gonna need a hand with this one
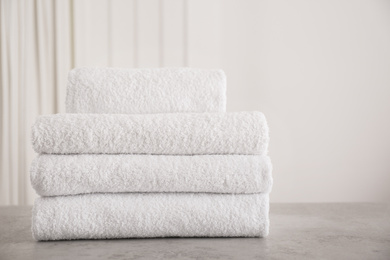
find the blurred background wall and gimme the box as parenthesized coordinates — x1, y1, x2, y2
(1, 0, 390, 205)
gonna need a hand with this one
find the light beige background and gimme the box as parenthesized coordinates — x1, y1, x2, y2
(1, 0, 390, 205)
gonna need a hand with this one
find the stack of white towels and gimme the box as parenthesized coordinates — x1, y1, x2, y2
(30, 68, 273, 241)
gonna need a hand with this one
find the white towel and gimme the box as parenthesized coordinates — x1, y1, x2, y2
(32, 112, 269, 155)
(31, 154, 273, 196)
(32, 193, 269, 240)
(66, 67, 226, 114)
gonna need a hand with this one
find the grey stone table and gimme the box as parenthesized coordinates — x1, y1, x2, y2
(1, 204, 389, 260)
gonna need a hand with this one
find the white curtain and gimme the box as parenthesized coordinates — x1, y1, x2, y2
(0, 0, 193, 206)
(1, 0, 72, 205)
(1, 0, 262, 205)
(0, 0, 198, 206)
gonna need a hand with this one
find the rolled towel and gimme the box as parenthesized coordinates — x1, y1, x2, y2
(31, 154, 273, 196)
(32, 193, 269, 240)
(66, 67, 226, 114)
(32, 112, 269, 155)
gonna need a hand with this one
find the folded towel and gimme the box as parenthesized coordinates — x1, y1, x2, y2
(32, 112, 269, 155)
(32, 193, 269, 240)
(66, 67, 226, 114)
(31, 154, 273, 196)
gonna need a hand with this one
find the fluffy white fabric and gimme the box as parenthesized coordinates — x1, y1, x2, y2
(32, 193, 269, 240)
(66, 67, 226, 114)
(31, 154, 273, 196)
(31, 112, 269, 155)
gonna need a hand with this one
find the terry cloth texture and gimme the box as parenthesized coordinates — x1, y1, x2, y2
(30, 154, 273, 196)
(66, 67, 227, 114)
(31, 112, 269, 155)
(32, 193, 270, 240)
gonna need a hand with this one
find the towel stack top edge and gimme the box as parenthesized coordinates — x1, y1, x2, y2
(31, 111, 269, 155)
(66, 67, 227, 114)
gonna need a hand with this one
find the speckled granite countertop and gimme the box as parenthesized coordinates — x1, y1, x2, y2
(1, 203, 389, 260)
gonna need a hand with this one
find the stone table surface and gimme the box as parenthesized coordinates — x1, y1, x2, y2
(1, 203, 389, 260)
